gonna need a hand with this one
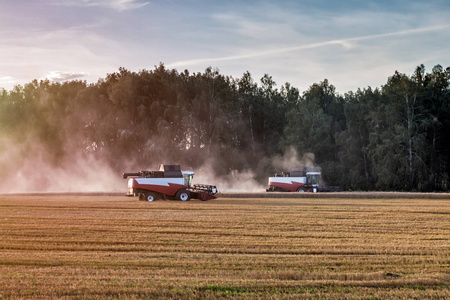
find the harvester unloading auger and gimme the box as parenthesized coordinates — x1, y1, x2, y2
(123, 164, 217, 201)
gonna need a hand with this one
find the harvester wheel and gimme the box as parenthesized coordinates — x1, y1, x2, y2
(176, 189, 190, 201)
(145, 192, 157, 202)
(297, 188, 305, 193)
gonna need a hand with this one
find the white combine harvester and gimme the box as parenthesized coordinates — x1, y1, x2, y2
(123, 164, 217, 201)
(267, 170, 321, 193)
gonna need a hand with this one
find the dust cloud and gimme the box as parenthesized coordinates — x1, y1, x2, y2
(0, 135, 317, 194)
(189, 147, 319, 193)
(0, 136, 123, 193)
(0, 155, 123, 193)
(192, 161, 266, 193)
(271, 146, 318, 172)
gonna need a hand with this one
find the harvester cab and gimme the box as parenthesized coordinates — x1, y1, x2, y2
(306, 172, 321, 190)
(306, 172, 320, 193)
(182, 171, 194, 188)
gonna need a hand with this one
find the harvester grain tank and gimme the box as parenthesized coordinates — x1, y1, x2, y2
(123, 164, 217, 201)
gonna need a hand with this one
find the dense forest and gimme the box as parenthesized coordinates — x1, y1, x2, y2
(0, 64, 449, 192)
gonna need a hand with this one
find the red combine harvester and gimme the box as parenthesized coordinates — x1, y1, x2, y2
(267, 170, 321, 193)
(123, 164, 217, 201)
(267, 169, 341, 193)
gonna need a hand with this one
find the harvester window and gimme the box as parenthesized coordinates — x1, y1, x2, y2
(184, 174, 193, 187)
(307, 175, 320, 185)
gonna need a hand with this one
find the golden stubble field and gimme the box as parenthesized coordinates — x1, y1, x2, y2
(0, 194, 449, 299)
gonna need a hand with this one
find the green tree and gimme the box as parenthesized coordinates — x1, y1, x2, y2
(367, 71, 428, 190)
(337, 87, 380, 190)
(283, 79, 344, 185)
(420, 64, 450, 190)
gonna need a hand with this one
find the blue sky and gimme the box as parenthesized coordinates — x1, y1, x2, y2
(1, 0, 449, 93)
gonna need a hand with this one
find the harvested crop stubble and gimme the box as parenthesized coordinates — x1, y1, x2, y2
(0, 194, 449, 299)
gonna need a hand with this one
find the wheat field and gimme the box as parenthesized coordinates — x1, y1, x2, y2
(0, 194, 448, 299)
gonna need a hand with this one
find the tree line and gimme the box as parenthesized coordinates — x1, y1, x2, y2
(0, 64, 449, 191)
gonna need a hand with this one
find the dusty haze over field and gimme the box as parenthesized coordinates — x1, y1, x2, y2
(0, 131, 316, 193)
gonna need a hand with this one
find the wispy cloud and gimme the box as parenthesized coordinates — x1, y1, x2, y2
(0, 76, 16, 89)
(45, 71, 88, 82)
(0, 21, 117, 90)
(48, 0, 150, 11)
(167, 24, 450, 68)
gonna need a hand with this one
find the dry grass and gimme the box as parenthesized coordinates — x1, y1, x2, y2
(0, 194, 449, 299)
